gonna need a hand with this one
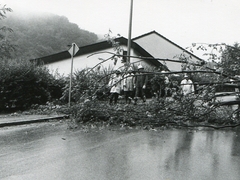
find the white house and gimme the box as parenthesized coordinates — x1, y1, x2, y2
(32, 31, 203, 76)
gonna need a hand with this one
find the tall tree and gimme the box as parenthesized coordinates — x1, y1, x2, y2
(0, 4, 15, 60)
(221, 43, 240, 77)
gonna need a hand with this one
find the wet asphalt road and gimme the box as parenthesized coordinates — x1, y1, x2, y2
(1, 121, 240, 180)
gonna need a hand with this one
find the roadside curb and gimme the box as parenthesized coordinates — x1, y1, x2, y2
(0, 115, 70, 128)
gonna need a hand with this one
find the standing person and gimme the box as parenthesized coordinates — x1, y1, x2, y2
(123, 67, 134, 104)
(150, 69, 165, 100)
(134, 64, 148, 104)
(160, 70, 169, 98)
(180, 74, 194, 95)
(108, 69, 122, 105)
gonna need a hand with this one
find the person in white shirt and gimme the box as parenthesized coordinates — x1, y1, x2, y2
(108, 70, 122, 104)
(180, 74, 194, 95)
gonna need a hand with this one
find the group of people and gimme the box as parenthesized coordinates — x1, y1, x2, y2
(107, 64, 195, 105)
(108, 64, 148, 105)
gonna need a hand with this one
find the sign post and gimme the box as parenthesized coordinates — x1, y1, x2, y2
(68, 43, 79, 107)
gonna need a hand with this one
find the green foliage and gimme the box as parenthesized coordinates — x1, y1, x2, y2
(0, 60, 65, 111)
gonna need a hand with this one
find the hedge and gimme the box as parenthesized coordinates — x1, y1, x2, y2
(0, 60, 65, 111)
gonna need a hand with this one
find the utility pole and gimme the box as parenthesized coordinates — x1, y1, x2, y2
(127, 0, 133, 64)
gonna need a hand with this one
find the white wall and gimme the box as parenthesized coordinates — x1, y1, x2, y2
(134, 33, 201, 71)
(46, 45, 156, 76)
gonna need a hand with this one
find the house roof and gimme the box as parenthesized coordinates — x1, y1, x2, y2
(31, 36, 161, 67)
(133, 30, 204, 62)
(31, 31, 204, 71)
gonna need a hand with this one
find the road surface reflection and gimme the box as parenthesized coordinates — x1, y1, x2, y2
(0, 123, 240, 180)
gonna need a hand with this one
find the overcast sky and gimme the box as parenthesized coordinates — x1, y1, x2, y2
(3, 0, 240, 48)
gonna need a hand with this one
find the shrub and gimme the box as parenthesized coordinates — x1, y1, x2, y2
(60, 67, 111, 103)
(0, 60, 65, 111)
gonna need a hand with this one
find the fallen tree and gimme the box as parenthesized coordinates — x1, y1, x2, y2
(64, 35, 240, 130)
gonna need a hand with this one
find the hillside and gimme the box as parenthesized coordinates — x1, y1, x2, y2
(1, 12, 99, 60)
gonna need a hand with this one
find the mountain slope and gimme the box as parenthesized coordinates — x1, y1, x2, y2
(2, 12, 98, 60)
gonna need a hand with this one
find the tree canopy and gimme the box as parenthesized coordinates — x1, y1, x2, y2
(221, 43, 240, 77)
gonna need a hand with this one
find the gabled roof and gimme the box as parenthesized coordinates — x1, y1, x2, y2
(133, 30, 204, 62)
(31, 36, 161, 67)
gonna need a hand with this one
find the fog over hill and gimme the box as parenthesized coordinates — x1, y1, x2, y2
(1, 11, 99, 60)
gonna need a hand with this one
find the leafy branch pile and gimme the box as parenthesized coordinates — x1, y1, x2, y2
(68, 94, 240, 130)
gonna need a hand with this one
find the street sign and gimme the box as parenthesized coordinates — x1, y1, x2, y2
(68, 42, 79, 107)
(68, 43, 79, 56)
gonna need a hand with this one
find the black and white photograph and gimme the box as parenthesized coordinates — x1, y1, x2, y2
(1, 0, 240, 179)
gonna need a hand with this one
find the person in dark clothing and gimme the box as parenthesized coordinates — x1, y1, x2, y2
(134, 64, 148, 104)
(123, 67, 135, 104)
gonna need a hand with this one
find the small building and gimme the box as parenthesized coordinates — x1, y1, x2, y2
(31, 31, 203, 76)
